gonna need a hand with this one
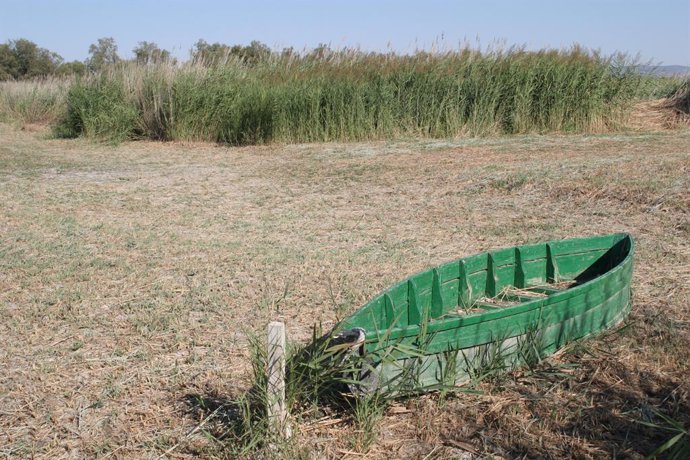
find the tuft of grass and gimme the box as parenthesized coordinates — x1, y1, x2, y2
(516, 322, 547, 371)
(637, 408, 690, 460)
(460, 334, 510, 387)
(284, 324, 361, 409)
(222, 315, 577, 457)
(348, 392, 387, 452)
(211, 325, 384, 456)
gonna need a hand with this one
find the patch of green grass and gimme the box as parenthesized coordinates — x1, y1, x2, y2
(348, 392, 387, 452)
(490, 172, 532, 191)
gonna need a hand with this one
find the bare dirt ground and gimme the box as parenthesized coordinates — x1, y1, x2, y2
(1, 124, 688, 459)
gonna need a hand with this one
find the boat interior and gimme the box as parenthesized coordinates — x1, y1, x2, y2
(348, 234, 633, 332)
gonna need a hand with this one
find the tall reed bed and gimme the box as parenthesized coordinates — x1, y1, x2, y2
(665, 79, 690, 115)
(51, 47, 642, 143)
(0, 77, 71, 125)
(637, 75, 690, 100)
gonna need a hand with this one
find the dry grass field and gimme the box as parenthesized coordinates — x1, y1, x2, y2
(1, 123, 688, 458)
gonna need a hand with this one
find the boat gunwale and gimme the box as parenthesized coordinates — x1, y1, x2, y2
(360, 233, 634, 341)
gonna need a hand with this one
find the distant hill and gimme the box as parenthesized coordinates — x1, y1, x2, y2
(635, 65, 690, 77)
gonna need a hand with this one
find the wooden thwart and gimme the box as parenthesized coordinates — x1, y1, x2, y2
(530, 286, 562, 295)
(475, 301, 503, 310)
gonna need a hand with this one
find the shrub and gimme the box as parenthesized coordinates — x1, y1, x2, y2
(55, 75, 137, 142)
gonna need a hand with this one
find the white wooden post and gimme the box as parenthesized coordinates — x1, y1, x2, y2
(267, 321, 289, 438)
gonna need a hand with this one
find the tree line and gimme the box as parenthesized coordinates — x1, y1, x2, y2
(0, 37, 297, 80)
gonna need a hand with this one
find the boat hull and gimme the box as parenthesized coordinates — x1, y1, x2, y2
(339, 233, 634, 393)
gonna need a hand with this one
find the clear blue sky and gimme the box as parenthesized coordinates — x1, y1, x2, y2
(1, 0, 688, 65)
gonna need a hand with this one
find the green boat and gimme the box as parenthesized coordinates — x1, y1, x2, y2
(335, 233, 634, 393)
